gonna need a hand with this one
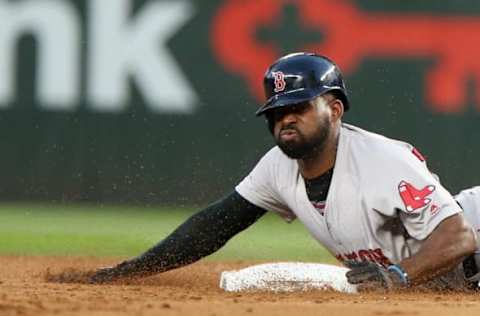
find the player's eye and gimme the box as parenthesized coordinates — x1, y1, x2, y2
(292, 102, 310, 113)
(269, 102, 311, 122)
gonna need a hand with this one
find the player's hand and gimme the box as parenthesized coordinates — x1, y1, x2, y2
(89, 266, 121, 283)
(345, 261, 408, 292)
(88, 260, 139, 283)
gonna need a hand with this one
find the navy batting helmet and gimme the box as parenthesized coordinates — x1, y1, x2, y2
(256, 52, 349, 116)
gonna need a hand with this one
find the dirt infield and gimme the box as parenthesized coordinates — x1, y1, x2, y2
(1, 256, 479, 316)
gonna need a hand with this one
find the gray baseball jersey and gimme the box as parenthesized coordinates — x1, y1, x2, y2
(236, 123, 472, 289)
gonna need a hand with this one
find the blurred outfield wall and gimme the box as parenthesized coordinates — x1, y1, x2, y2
(0, 0, 479, 205)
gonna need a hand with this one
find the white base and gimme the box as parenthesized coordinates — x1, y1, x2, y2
(219, 262, 357, 293)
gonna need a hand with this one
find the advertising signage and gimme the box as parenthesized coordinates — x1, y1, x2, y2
(1, 0, 478, 204)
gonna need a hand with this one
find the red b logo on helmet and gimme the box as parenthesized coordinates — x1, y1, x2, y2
(273, 71, 286, 93)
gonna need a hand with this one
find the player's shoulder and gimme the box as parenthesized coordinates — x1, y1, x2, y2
(340, 123, 429, 182)
(340, 124, 432, 206)
(251, 146, 298, 185)
(258, 146, 298, 173)
(342, 123, 417, 161)
(261, 146, 296, 167)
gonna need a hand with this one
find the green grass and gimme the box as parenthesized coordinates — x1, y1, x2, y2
(0, 203, 335, 262)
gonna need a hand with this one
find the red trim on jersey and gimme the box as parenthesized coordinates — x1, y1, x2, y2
(412, 147, 426, 162)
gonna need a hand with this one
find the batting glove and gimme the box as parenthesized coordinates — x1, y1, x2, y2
(345, 261, 409, 292)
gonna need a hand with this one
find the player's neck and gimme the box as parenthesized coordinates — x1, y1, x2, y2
(298, 127, 339, 180)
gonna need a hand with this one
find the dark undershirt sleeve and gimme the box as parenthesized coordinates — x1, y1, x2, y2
(90, 190, 267, 282)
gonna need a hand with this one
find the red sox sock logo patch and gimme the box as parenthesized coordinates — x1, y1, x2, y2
(398, 181, 436, 212)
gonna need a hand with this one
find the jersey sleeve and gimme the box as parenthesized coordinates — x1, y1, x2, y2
(368, 143, 462, 241)
(235, 148, 296, 222)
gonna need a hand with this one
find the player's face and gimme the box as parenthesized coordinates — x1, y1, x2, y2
(270, 96, 335, 159)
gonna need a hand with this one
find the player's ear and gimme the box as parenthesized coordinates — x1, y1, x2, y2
(330, 98, 344, 122)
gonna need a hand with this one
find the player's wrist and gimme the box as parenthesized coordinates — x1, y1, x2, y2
(387, 264, 409, 287)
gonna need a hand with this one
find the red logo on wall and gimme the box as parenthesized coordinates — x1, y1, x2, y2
(398, 181, 436, 212)
(212, 0, 480, 113)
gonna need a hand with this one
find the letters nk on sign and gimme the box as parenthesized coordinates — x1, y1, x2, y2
(0, 0, 197, 113)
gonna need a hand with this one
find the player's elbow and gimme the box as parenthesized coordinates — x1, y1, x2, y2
(460, 225, 477, 257)
(431, 213, 477, 262)
(448, 214, 477, 258)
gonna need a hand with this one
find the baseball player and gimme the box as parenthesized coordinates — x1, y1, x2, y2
(90, 53, 480, 291)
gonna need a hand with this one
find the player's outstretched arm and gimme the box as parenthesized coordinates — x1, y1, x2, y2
(89, 191, 266, 283)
